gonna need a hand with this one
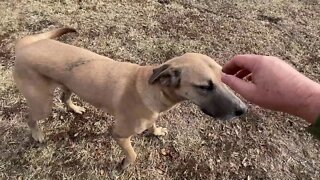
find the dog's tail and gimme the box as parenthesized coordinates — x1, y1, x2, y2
(16, 27, 77, 50)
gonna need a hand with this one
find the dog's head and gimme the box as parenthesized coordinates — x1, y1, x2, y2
(149, 53, 247, 120)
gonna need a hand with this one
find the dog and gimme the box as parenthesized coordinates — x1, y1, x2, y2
(13, 27, 247, 169)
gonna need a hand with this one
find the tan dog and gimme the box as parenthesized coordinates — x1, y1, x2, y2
(13, 28, 247, 169)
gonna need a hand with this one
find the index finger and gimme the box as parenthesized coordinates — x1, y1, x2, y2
(222, 54, 260, 75)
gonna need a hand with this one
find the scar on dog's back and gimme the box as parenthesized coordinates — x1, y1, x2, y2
(65, 58, 93, 71)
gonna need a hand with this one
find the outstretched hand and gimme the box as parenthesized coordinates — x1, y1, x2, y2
(222, 54, 320, 123)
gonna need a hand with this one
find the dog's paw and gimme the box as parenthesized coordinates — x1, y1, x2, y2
(119, 158, 131, 170)
(70, 105, 86, 114)
(32, 130, 45, 143)
(153, 127, 168, 136)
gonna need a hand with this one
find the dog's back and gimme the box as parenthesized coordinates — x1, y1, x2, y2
(15, 27, 76, 50)
(13, 27, 141, 118)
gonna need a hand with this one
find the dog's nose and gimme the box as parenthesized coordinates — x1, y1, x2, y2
(234, 106, 247, 116)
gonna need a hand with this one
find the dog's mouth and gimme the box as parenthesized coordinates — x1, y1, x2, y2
(201, 108, 217, 117)
(200, 108, 236, 120)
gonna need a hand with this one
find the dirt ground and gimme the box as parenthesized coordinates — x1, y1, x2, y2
(1, 0, 320, 179)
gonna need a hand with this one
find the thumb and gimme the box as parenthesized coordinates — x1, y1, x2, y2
(221, 73, 256, 99)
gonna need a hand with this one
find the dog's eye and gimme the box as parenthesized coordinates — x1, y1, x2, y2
(195, 80, 215, 91)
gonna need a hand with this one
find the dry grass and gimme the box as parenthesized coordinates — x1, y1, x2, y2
(1, 0, 320, 179)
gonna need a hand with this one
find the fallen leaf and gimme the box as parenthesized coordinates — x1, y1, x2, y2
(156, 168, 163, 174)
(160, 148, 167, 155)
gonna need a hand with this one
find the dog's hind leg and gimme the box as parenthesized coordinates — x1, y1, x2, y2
(60, 87, 85, 114)
(27, 97, 52, 142)
(14, 72, 55, 142)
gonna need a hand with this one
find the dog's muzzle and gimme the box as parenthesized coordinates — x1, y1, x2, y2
(201, 105, 247, 120)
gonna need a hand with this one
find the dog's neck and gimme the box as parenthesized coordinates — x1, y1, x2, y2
(136, 66, 184, 113)
(160, 88, 184, 108)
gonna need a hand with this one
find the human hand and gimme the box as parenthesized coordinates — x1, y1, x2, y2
(222, 54, 320, 123)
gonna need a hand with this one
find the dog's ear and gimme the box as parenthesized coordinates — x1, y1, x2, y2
(148, 64, 181, 87)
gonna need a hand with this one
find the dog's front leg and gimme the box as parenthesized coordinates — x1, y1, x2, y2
(148, 123, 168, 136)
(113, 136, 137, 170)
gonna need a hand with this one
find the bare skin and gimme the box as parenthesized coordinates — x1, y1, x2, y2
(222, 54, 320, 123)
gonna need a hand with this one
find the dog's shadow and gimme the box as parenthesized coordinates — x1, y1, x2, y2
(1, 106, 166, 177)
(0, 125, 49, 176)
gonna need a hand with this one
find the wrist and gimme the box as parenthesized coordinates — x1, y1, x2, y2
(300, 82, 320, 123)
